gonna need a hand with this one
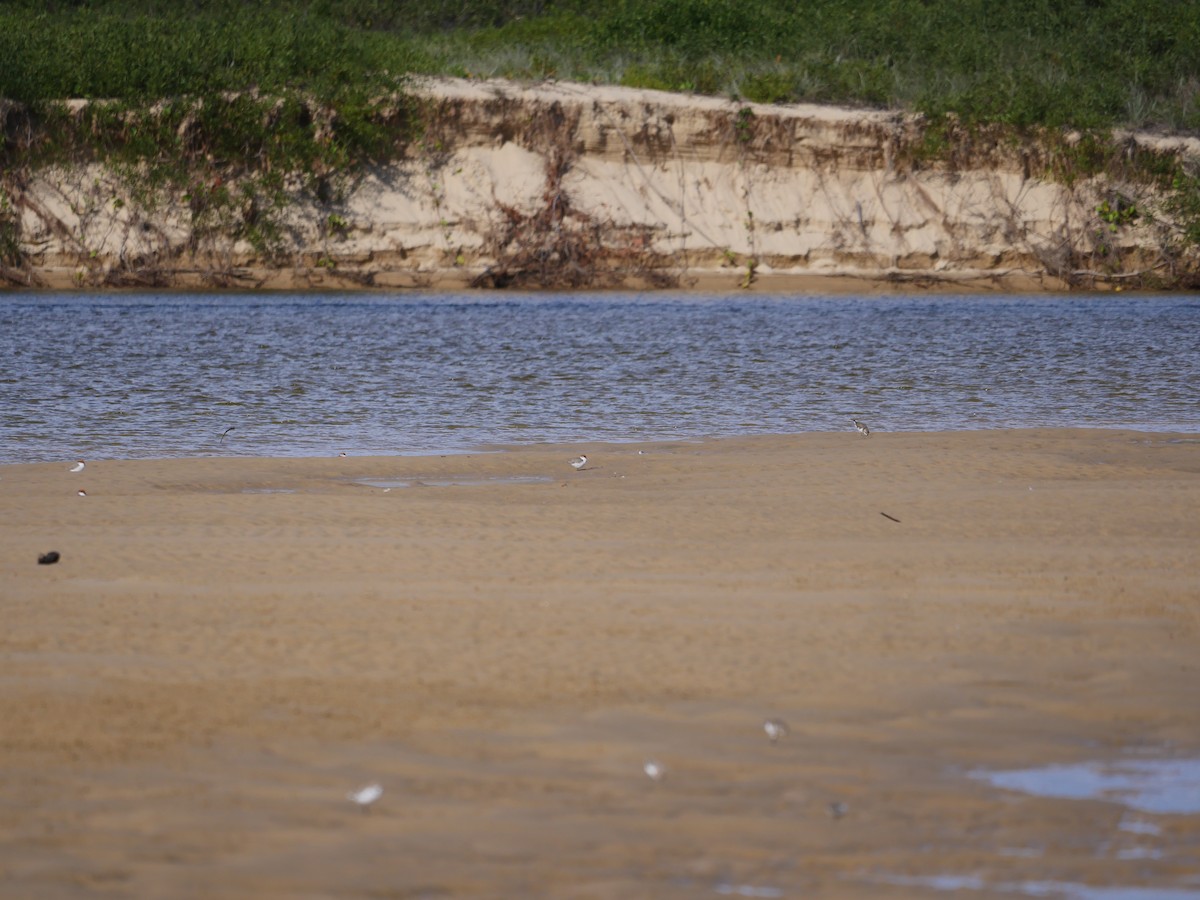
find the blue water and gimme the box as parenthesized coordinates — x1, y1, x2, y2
(973, 757, 1200, 815)
(878, 875, 1200, 900)
(1, 292, 1197, 462)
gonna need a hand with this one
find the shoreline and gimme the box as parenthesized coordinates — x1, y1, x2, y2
(3, 428, 1198, 897)
(4, 425, 1198, 468)
(4, 264, 1078, 295)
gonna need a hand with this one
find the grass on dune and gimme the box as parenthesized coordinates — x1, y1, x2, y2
(1, 0, 1198, 132)
(1, 0, 1198, 279)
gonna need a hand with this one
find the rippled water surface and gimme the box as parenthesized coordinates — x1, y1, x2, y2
(1, 292, 1197, 462)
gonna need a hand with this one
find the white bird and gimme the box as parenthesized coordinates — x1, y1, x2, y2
(569, 455, 588, 470)
(77, 490, 87, 498)
(763, 718, 790, 743)
(643, 760, 665, 783)
(347, 782, 383, 811)
(69, 460, 85, 473)
(850, 418, 870, 437)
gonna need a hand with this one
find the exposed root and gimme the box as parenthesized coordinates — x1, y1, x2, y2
(470, 99, 679, 290)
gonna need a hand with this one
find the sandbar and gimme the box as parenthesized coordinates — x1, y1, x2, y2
(1, 429, 1198, 897)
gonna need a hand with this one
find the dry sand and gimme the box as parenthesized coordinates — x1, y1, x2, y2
(1, 429, 1198, 897)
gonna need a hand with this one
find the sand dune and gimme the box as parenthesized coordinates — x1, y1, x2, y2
(13, 78, 1200, 292)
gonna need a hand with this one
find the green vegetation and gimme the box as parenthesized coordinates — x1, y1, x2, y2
(0, 0, 1198, 285)
(0, 3, 426, 274)
(0, 186, 21, 267)
(1097, 196, 1140, 231)
(2, 0, 1198, 131)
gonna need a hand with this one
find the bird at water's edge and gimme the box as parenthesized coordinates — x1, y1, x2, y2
(569, 454, 588, 470)
(851, 418, 870, 437)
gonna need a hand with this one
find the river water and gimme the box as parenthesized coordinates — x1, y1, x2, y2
(1, 292, 1197, 462)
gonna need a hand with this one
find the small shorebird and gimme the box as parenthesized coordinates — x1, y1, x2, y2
(569, 454, 588, 471)
(763, 718, 790, 743)
(338, 451, 347, 458)
(69, 460, 85, 473)
(643, 760, 665, 783)
(347, 783, 383, 812)
(850, 418, 870, 437)
(77, 489, 87, 498)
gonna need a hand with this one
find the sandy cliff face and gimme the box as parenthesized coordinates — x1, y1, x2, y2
(6, 78, 1199, 292)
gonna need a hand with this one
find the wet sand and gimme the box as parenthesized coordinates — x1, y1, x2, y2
(16, 266, 1063, 295)
(1, 429, 1198, 898)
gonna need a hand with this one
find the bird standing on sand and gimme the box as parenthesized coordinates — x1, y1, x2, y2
(851, 418, 870, 437)
(643, 760, 665, 782)
(69, 460, 85, 473)
(569, 454, 588, 470)
(348, 783, 383, 812)
(763, 718, 790, 743)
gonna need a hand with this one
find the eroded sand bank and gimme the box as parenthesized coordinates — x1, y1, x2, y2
(1, 430, 1198, 897)
(12, 78, 1200, 293)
